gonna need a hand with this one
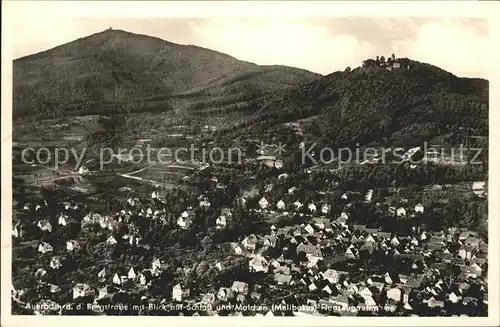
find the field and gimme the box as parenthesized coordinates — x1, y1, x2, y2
(13, 115, 107, 146)
(126, 161, 201, 184)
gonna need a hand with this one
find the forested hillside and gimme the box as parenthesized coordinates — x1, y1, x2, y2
(13, 29, 319, 120)
(217, 59, 488, 151)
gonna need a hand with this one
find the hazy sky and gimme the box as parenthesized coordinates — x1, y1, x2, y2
(11, 17, 488, 78)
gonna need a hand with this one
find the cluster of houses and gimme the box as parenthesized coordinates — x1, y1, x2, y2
(238, 183, 425, 221)
(14, 181, 487, 317)
(11, 139, 488, 316)
(21, 213, 488, 316)
(270, 223, 479, 315)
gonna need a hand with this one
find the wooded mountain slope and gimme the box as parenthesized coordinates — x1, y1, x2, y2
(13, 29, 320, 119)
(13, 29, 488, 154)
(221, 59, 488, 149)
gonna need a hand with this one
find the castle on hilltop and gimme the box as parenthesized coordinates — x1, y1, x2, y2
(361, 54, 410, 71)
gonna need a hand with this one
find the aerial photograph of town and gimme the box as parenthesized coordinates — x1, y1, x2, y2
(5, 4, 493, 321)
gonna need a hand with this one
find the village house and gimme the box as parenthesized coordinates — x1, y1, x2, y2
(460, 264, 482, 278)
(97, 268, 107, 279)
(138, 271, 152, 286)
(249, 256, 269, 272)
(243, 187, 259, 199)
(251, 292, 262, 303)
(297, 243, 323, 259)
(257, 155, 277, 168)
(125, 234, 142, 247)
(238, 196, 247, 207)
(321, 204, 331, 214)
(472, 181, 486, 197)
(312, 218, 330, 230)
(112, 273, 122, 285)
(448, 292, 460, 303)
(414, 203, 424, 214)
(66, 240, 80, 252)
(387, 287, 402, 303)
(221, 208, 232, 218)
(217, 287, 234, 302)
(274, 274, 293, 285)
(49, 256, 62, 270)
(216, 215, 227, 229)
(200, 292, 216, 306)
(58, 213, 69, 226)
(172, 283, 190, 302)
(276, 200, 286, 211)
(242, 234, 258, 252)
(231, 243, 243, 255)
(345, 246, 357, 259)
(100, 216, 115, 230)
(231, 281, 249, 294)
(106, 236, 118, 245)
(322, 269, 341, 283)
(73, 283, 94, 299)
(151, 258, 162, 273)
(38, 242, 53, 254)
(177, 211, 193, 229)
(128, 267, 137, 280)
(12, 223, 23, 239)
(127, 197, 137, 207)
(458, 245, 474, 260)
(304, 224, 315, 234)
(358, 286, 373, 299)
(199, 199, 211, 208)
(365, 189, 373, 203)
(49, 284, 61, 293)
(82, 212, 97, 225)
(259, 197, 269, 209)
(278, 173, 288, 180)
(97, 286, 110, 300)
(35, 268, 47, 279)
(263, 234, 277, 247)
(458, 230, 471, 241)
(37, 220, 52, 232)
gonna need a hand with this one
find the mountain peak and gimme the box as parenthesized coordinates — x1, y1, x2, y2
(13, 30, 320, 120)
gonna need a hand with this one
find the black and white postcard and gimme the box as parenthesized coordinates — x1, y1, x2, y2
(2, 1, 499, 326)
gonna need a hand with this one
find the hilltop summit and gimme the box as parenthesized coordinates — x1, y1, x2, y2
(13, 29, 320, 119)
(220, 55, 488, 150)
(13, 29, 488, 153)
